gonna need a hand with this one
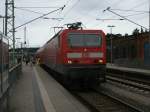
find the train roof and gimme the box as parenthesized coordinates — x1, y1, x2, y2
(36, 28, 105, 54)
(46, 29, 104, 43)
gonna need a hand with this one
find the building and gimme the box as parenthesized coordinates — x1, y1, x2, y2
(107, 32, 150, 68)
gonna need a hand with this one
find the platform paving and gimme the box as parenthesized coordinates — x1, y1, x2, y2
(9, 64, 35, 112)
(35, 66, 90, 112)
(9, 64, 90, 112)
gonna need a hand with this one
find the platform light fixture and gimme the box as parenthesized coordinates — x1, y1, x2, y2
(107, 25, 115, 65)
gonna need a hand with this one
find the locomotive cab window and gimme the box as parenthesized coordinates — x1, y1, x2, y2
(68, 33, 102, 47)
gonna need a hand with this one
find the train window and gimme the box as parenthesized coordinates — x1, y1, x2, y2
(68, 33, 102, 47)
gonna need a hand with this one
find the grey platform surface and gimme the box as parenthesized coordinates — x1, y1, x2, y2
(107, 64, 150, 75)
(9, 65, 35, 112)
(9, 64, 90, 112)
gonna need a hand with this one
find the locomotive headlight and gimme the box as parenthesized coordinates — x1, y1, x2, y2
(68, 60, 72, 64)
(98, 59, 103, 63)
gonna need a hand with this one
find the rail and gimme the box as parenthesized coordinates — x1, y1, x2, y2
(103, 65, 150, 112)
(106, 66, 150, 85)
(73, 90, 139, 112)
(106, 76, 150, 91)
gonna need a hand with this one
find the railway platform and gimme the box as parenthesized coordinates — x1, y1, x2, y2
(9, 64, 90, 112)
(107, 63, 150, 75)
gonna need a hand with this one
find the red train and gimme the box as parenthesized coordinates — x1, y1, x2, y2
(36, 24, 106, 87)
(0, 34, 9, 98)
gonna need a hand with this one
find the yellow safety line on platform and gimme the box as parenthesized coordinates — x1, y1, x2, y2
(33, 67, 56, 112)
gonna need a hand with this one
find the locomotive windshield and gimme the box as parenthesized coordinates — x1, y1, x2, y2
(68, 33, 102, 47)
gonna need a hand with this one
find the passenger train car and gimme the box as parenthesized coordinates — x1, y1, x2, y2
(36, 23, 106, 87)
(0, 33, 9, 100)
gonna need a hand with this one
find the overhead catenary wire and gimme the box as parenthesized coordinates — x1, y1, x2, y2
(57, 0, 81, 27)
(110, 7, 148, 20)
(101, 0, 127, 19)
(62, 0, 80, 17)
(15, 7, 65, 21)
(125, 12, 148, 17)
(15, 6, 61, 9)
(15, 7, 63, 21)
(96, 18, 124, 21)
(110, 8, 149, 13)
(14, 5, 66, 30)
(84, 0, 126, 28)
(101, 0, 148, 25)
(99, 12, 149, 20)
(15, 7, 44, 15)
(130, 0, 147, 10)
(110, 0, 124, 7)
(103, 7, 149, 30)
(65, 0, 73, 6)
(45, 0, 75, 33)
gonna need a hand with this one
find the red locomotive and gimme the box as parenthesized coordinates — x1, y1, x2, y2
(36, 22, 106, 87)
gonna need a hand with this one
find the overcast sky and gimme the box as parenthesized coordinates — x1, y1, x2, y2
(0, 0, 149, 47)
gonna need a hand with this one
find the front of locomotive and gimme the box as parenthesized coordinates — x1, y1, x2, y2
(61, 29, 106, 84)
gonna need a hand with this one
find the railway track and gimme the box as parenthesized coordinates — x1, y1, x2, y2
(72, 90, 139, 112)
(72, 68, 150, 112)
(106, 75, 150, 93)
(100, 69, 150, 112)
(106, 68, 150, 86)
(106, 68, 150, 96)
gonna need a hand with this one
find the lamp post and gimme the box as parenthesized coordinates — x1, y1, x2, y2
(107, 25, 115, 65)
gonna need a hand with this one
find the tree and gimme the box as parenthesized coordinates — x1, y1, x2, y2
(140, 27, 144, 33)
(145, 29, 148, 33)
(125, 33, 128, 37)
(132, 28, 139, 35)
(116, 33, 122, 37)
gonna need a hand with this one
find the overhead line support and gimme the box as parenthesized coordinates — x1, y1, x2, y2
(103, 7, 148, 30)
(5, 0, 15, 63)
